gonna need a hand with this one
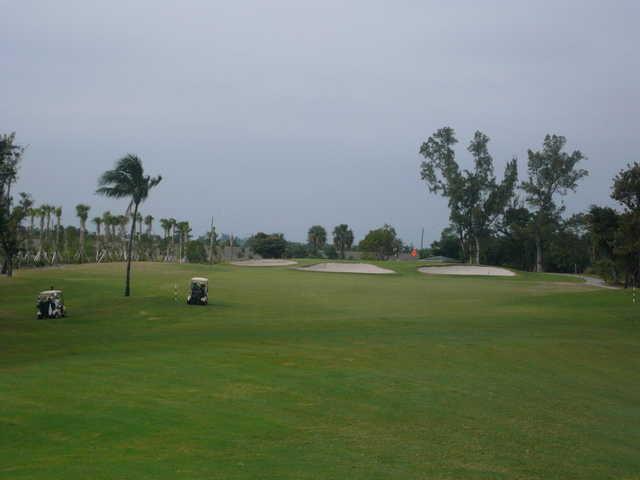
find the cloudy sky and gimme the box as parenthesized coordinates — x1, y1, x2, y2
(2, 0, 639, 244)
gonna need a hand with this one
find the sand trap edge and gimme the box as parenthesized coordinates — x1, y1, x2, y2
(230, 260, 298, 267)
(418, 265, 516, 277)
(297, 262, 396, 275)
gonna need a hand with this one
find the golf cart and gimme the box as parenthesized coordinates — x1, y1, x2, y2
(36, 290, 66, 319)
(187, 277, 208, 305)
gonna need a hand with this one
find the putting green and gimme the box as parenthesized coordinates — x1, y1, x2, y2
(0, 261, 638, 479)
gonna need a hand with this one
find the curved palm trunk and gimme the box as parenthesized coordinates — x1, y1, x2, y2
(124, 203, 138, 296)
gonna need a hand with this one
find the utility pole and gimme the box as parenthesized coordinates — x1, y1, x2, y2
(420, 227, 424, 251)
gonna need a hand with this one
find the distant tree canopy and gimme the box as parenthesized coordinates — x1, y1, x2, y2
(521, 134, 588, 271)
(332, 224, 354, 259)
(419, 128, 517, 264)
(307, 225, 327, 254)
(430, 226, 462, 260)
(249, 232, 287, 259)
(285, 241, 309, 258)
(186, 239, 207, 263)
(359, 224, 401, 260)
(0, 133, 28, 276)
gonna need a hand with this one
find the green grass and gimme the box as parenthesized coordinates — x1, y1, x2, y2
(1, 261, 639, 479)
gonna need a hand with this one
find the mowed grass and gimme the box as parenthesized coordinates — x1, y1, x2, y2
(1, 261, 639, 480)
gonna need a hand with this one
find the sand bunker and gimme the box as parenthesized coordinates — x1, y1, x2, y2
(299, 263, 396, 274)
(419, 265, 516, 277)
(231, 259, 298, 267)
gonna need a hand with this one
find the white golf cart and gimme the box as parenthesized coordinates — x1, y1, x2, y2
(37, 290, 66, 319)
(187, 277, 208, 305)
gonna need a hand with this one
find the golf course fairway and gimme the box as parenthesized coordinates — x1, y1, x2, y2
(1, 261, 639, 479)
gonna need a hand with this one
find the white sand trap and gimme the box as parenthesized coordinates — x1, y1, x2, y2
(299, 262, 396, 274)
(231, 259, 298, 267)
(419, 265, 516, 277)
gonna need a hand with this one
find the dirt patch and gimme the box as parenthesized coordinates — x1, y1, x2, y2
(298, 263, 396, 274)
(419, 265, 516, 277)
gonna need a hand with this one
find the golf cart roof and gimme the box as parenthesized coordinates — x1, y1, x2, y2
(191, 277, 208, 283)
(39, 290, 62, 295)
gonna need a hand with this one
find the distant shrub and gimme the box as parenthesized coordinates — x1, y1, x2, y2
(323, 245, 338, 259)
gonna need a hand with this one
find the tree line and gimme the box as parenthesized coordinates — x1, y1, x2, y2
(419, 127, 640, 286)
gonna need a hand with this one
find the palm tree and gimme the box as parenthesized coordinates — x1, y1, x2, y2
(27, 207, 37, 251)
(169, 218, 177, 261)
(43, 204, 53, 241)
(132, 211, 143, 237)
(75, 204, 90, 262)
(92, 216, 102, 260)
(144, 215, 154, 235)
(159, 218, 171, 260)
(102, 211, 113, 243)
(176, 221, 190, 263)
(96, 154, 162, 296)
(54, 206, 62, 258)
(333, 224, 354, 259)
(307, 225, 327, 255)
(36, 207, 45, 256)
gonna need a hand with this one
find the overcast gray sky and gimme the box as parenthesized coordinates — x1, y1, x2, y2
(2, 0, 639, 244)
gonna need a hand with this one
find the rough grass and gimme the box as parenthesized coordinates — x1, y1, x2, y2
(0, 261, 639, 479)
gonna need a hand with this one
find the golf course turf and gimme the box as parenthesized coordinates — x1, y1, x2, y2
(1, 261, 639, 479)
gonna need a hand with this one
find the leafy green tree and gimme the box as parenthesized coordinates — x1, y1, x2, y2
(307, 225, 327, 255)
(358, 224, 401, 260)
(186, 239, 207, 263)
(0, 193, 31, 276)
(76, 204, 90, 262)
(323, 244, 339, 259)
(0, 133, 27, 276)
(96, 154, 162, 296)
(611, 162, 640, 286)
(284, 242, 308, 258)
(586, 205, 618, 262)
(249, 232, 287, 258)
(521, 135, 588, 272)
(332, 224, 354, 259)
(430, 226, 463, 260)
(419, 128, 517, 264)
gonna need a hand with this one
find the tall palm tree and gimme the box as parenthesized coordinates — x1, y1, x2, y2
(36, 207, 45, 255)
(176, 221, 190, 263)
(333, 224, 354, 259)
(76, 204, 90, 262)
(27, 207, 37, 251)
(102, 211, 113, 243)
(92, 216, 102, 260)
(144, 215, 154, 235)
(54, 206, 62, 257)
(307, 225, 327, 255)
(169, 218, 177, 261)
(43, 204, 53, 241)
(159, 218, 171, 260)
(96, 154, 162, 296)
